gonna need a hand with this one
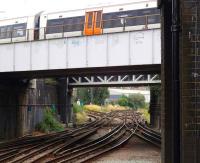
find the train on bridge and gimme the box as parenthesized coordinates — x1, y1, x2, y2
(0, 0, 160, 44)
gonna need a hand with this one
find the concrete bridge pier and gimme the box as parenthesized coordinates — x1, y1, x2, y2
(0, 78, 73, 139)
(0, 80, 29, 139)
(57, 78, 73, 125)
(149, 86, 161, 130)
(66, 87, 73, 125)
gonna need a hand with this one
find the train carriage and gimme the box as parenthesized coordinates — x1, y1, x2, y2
(39, 9, 86, 39)
(0, 0, 160, 43)
(39, 0, 160, 39)
(0, 16, 35, 43)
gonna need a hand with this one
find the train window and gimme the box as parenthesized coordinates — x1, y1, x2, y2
(135, 17, 146, 25)
(0, 25, 13, 39)
(46, 16, 85, 34)
(6, 25, 12, 38)
(46, 19, 64, 34)
(103, 13, 124, 29)
(96, 11, 102, 28)
(147, 15, 160, 24)
(47, 19, 64, 26)
(104, 20, 121, 28)
(84, 12, 94, 35)
(64, 18, 73, 32)
(137, 8, 159, 16)
(94, 11, 102, 35)
(88, 12, 93, 28)
(102, 8, 159, 29)
(64, 16, 84, 32)
(0, 26, 7, 39)
(140, 10, 152, 15)
(12, 23, 27, 37)
(76, 16, 85, 31)
(126, 16, 146, 26)
(150, 8, 160, 15)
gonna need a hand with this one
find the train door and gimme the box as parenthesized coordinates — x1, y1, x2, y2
(84, 11, 102, 35)
(94, 11, 103, 35)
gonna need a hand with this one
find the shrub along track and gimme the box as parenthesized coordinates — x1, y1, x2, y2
(0, 110, 161, 163)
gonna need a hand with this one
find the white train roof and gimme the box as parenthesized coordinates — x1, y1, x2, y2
(43, 0, 157, 20)
(42, 0, 157, 15)
(0, 16, 29, 26)
(0, 0, 157, 22)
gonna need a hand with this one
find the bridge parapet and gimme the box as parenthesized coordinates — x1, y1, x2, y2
(0, 29, 161, 73)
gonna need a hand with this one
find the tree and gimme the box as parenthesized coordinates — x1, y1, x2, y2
(93, 87, 110, 105)
(117, 93, 146, 109)
(76, 87, 109, 105)
(118, 95, 129, 106)
(128, 93, 145, 109)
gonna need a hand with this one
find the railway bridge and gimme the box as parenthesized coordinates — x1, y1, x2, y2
(0, 1, 164, 162)
(0, 26, 161, 134)
(0, 29, 161, 75)
(0, 0, 199, 162)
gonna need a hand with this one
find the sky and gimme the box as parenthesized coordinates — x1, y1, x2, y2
(0, 0, 145, 18)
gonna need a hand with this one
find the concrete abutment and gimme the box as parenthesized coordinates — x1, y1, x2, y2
(0, 78, 73, 139)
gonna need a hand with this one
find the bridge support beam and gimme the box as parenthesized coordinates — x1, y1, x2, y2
(68, 74, 160, 87)
(66, 87, 73, 125)
(57, 78, 73, 125)
(149, 86, 161, 130)
(160, 0, 180, 162)
(0, 80, 29, 139)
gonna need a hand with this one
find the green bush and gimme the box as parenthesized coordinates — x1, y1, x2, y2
(73, 104, 89, 125)
(76, 87, 109, 105)
(144, 102, 149, 110)
(76, 112, 88, 124)
(139, 109, 150, 124)
(118, 95, 129, 107)
(73, 104, 83, 113)
(36, 108, 64, 133)
(128, 93, 145, 109)
(117, 93, 146, 109)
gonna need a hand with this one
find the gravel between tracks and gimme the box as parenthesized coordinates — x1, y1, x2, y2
(91, 136, 161, 163)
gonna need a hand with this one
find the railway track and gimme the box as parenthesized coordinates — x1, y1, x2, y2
(0, 110, 161, 163)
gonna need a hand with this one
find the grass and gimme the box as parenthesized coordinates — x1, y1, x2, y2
(76, 112, 88, 124)
(73, 104, 128, 125)
(35, 108, 64, 133)
(73, 104, 88, 124)
(83, 104, 128, 113)
(73, 104, 127, 124)
(138, 108, 150, 124)
(73, 104, 83, 113)
(83, 104, 102, 112)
